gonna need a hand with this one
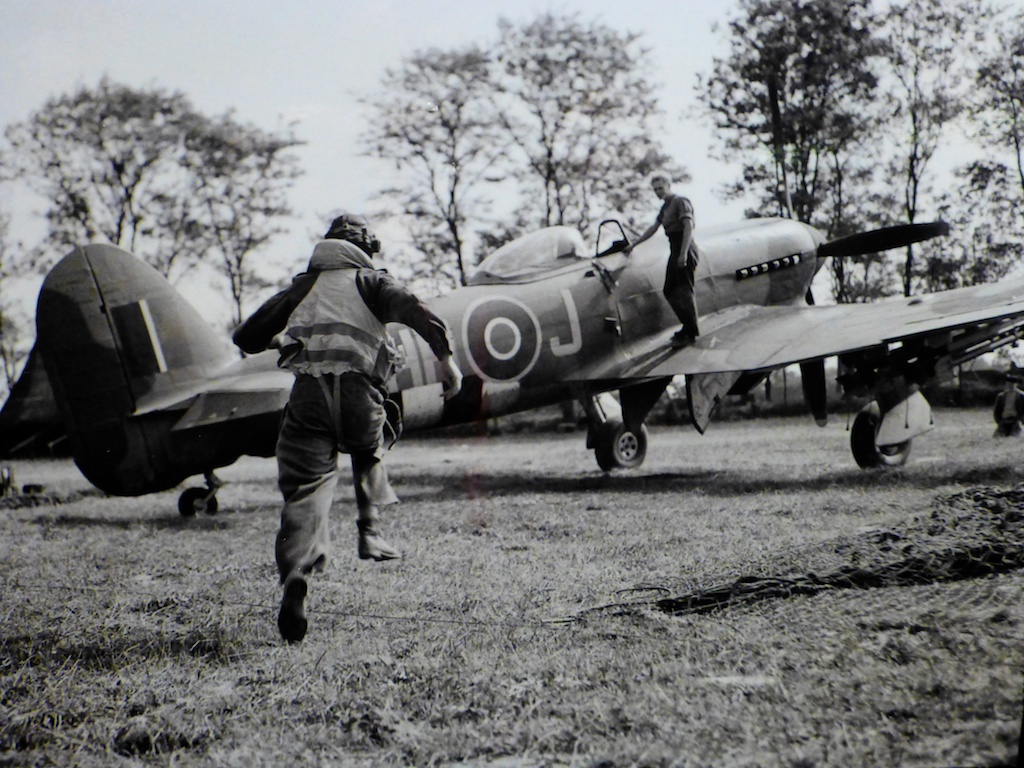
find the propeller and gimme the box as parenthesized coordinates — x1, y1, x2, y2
(799, 287, 828, 426)
(817, 221, 949, 259)
(800, 359, 828, 427)
(798, 221, 949, 426)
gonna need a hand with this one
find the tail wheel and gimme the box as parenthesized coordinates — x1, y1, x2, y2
(851, 407, 911, 469)
(594, 422, 648, 472)
(178, 487, 219, 517)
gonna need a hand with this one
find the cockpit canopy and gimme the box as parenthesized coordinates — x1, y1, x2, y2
(468, 226, 589, 285)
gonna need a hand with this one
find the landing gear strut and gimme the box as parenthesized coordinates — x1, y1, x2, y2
(178, 471, 223, 517)
(850, 401, 914, 469)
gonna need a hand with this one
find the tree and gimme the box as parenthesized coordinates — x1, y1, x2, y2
(825, 188, 906, 303)
(4, 77, 203, 276)
(361, 46, 502, 288)
(0, 147, 33, 399)
(185, 112, 303, 327)
(701, 0, 883, 227)
(0, 207, 25, 399)
(972, 8, 1024, 203)
(4, 78, 304, 314)
(360, 14, 680, 289)
(702, 0, 887, 304)
(916, 8, 1024, 296)
(491, 13, 680, 236)
(918, 161, 1024, 292)
(878, 0, 991, 296)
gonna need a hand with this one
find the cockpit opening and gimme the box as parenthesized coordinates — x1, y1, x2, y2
(468, 226, 589, 285)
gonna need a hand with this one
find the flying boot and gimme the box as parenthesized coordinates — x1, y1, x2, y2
(277, 574, 308, 643)
(670, 329, 696, 347)
(357, 508, 401, 561)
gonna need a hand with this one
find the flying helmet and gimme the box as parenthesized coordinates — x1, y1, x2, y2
(324, 213, 381, 256)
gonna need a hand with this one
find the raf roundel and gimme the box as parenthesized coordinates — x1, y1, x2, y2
(462, 296, 542, 382)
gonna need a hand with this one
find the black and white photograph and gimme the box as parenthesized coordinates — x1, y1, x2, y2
(1, 1, 1022, 765)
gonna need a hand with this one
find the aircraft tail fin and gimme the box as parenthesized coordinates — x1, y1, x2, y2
(36, 244, 236, 494)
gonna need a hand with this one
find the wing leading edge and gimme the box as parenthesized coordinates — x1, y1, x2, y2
(591, 278, 1024, 381)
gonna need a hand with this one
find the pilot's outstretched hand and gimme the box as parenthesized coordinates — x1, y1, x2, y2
(440, 356, 463, 401)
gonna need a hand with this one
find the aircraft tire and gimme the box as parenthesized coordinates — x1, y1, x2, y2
(850, 407, 911, 469)
(178, 487, 219, 517)
(594, 422, 648, 472)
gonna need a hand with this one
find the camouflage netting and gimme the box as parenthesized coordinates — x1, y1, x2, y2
(582, 484, 1024, 619)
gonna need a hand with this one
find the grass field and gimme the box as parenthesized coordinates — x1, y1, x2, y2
(1, 408, 1022, 767)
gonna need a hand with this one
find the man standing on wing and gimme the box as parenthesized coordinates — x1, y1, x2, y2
(624, 173, 701, 347)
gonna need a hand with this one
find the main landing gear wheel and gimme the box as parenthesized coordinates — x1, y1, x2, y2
(178, 488, 219, 517)
(850, 406, 912, 469)
(594, 422, 648, 472)
(177, 471, 223, 517)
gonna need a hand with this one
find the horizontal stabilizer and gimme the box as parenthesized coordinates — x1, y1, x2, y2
(171, 388, 291, 431)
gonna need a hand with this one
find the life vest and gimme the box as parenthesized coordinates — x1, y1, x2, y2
(278, 241, 398, 383)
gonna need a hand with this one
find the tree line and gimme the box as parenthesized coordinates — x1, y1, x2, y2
(706, 0, 1024, 304)
(1, 0, 1023, 400)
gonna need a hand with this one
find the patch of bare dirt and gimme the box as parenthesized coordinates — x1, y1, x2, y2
(583, 483, 1024, 618)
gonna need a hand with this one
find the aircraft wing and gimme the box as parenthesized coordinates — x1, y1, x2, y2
(588, 279, 1024, 380)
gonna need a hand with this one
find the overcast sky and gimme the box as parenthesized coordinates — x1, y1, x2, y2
(0, 0, 750, 272)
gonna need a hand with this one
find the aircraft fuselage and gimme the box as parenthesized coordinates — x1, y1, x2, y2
(1, 217, 837, 497)
(387, 217, 823, 430)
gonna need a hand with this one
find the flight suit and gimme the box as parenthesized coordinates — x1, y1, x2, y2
(239, 238, 454, 585)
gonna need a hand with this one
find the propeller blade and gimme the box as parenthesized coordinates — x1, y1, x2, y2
(817, 221, 949, 259)
(800, 359, 828, 427)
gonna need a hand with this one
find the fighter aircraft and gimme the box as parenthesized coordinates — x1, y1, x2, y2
(3, 214, 1024, 516)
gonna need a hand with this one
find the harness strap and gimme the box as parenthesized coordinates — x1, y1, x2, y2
(314, 375, 343, 438)
(314, 372, 401, 450)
